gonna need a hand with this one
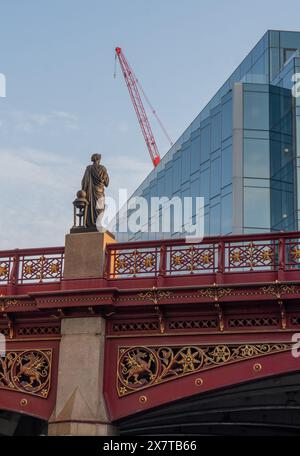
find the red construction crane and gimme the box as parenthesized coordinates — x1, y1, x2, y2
(115, 47, 172, 168)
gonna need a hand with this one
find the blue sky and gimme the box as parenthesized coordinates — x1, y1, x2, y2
(1, 0, 300, 248)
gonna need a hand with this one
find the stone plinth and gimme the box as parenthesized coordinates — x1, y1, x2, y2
(63, 230, 115, 279)
(48, 317, 117, 436)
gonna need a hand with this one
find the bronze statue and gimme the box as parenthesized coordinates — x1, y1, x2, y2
(81, 153, 109, 228)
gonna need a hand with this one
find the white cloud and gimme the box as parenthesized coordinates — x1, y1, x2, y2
(0, 148, 150, 249)
(9, 110, 79, 133)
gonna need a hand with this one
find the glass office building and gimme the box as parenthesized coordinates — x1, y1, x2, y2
(116, 30, 300, 241)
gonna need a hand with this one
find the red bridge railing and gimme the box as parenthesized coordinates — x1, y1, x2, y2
(1, 232, 300, 287)
(106, 231, 300, 279)
(0, 247, 64, 287)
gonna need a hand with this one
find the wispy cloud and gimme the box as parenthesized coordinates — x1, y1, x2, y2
(9, 110, 79, 133)
(0, 148, 150, 249)
(0, 147, 81, 248)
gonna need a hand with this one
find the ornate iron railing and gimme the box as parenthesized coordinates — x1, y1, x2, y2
(0, 247, 64, 286)
(1, 232, 300, 285)
(106, 232, 300, 279)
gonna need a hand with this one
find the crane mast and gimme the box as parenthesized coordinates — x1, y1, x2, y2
(115, 47, 161, 167)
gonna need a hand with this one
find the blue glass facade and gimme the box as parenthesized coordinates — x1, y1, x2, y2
(117, 30, 300, 241)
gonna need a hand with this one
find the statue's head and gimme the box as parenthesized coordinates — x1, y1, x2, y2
(91, 153, 101, 164)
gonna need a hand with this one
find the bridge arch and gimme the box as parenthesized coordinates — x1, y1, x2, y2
(117, 371, 300, 436)
(0, 410, 47, 435)
(104, 338, 300, 421)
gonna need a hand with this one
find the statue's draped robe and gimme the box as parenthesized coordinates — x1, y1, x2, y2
(81, 163, 109, 227)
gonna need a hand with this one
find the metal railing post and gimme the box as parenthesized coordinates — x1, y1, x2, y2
(158, 244, 167, 278)
(7, 250, 20, 294)
(278, 236, 286, 281)
(216, 241, 224, 284)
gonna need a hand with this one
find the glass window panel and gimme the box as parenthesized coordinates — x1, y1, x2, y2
(244, 91, 269, 130)
(211, 113, 221, 151)
(244, 187, 270, 228)
(150, 180, 158, 197)
(157, 171, 165, 195)
(270, 89, 293, 134)
(200, 125, 210, 163)
(190, 134, 201, 174)
(240, 54, 252, 79)
(251, 54, 266, 78)
(210, 158, 221, 198)
(280, 31, 300, 50)
(210, 204, 221, 235)
(204, 211, 209, 236)
(244, 83, 269, 92)
(221, 193, 232, 235)
(244, 138, 269, 178)
(269, 30, 279, 48)
(222, 145, 232, 187)
(191, 178, 200, 198)
(173, 158, 181, 192)
(221, 98, 232, 140)
(181, 146, 191, 184)
(284, 48, 297, 63)
(244, 178, 270, 187)
(165, 166, 173, 195)
(200, 168, 210, 205)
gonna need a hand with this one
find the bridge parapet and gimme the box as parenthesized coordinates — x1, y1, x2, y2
(1, 232, 300, 295)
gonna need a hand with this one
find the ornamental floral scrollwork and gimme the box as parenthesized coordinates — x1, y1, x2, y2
(138, 288, 173, 304)
(117, 343, 292, 397)
(0, 349, 52, 398)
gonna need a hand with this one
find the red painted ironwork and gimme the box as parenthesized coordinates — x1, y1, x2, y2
(104, 332, 300, 420)
(1, 232, 300, 295)
(1, 232, 300, 423)
(0, 247, 64, 287)
(106, 231, 300, 279)
(0, 339, 60, 420)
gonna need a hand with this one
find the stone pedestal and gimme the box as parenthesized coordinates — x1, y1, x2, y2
(48, 317, 117, 436)
(63, 230, 115, 279)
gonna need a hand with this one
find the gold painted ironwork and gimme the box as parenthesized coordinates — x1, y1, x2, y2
(172, 254, 183, 266)
(21, 254, 63, 283)
(114, 249, 158, 276)
(261, 281, 295, 299)
(197, 284, 232, 302)
(290, 247, 300, 259)
(0, 349, 52, 398)
(0, 265, 8, 277)
(228, 242, 274, 270)
(0, 299, 19, 312)
(170, 246, 215, 273)
(138, 287, 173, 304)
(117, 343, 292, 397)
(144, 255, 154, 268)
